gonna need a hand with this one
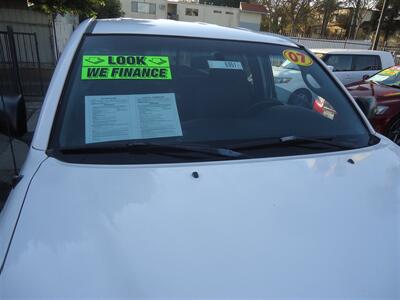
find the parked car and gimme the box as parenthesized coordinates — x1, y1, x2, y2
(1, 18, 399, 298)
(272, 56, 324, 108)
(347, 65, 400, 144)
(272, 59, 315, 106)
(312, 49, 395, 85)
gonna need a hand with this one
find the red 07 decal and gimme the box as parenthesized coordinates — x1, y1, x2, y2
(283, 49, 313, 66)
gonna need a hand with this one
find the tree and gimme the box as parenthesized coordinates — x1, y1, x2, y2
(380, 0, 400, 43)
(199, 0, 241, 8)
(29, 0, 104, 17)
(260, 0, 287, 33)
(286, 0, 311, 35)
(368, 0, 400, 46)
(347, 0, 378, 39)
(316, 0, 342, 37)
(93, 0, 124, 18)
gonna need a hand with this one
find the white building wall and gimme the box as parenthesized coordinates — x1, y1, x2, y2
(54, 14, 79, 58)
(239, 12, 261, 31)
(120, 0, 263, 30)
(121, 0, 168, 19)
(0, 8, 54, 64)
(0, 8, 79, 63)
(176, 3, 239, 28)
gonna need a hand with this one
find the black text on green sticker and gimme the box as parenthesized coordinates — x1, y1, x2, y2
(81, 55, 172, 80)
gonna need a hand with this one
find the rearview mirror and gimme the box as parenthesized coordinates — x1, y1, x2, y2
(327, 65, 334, 72)
(362, 74, 370, 80)
(0, 94, 27, 138)
(354, 96, 377, 119)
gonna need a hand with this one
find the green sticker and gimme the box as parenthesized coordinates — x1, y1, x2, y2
(81, 55, 172, 80)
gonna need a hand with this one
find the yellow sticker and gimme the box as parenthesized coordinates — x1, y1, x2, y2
(283, 49, 313, 67)
(380, 68, 399, 76)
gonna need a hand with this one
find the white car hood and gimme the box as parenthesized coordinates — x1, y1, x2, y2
(1, 141, 400, 298)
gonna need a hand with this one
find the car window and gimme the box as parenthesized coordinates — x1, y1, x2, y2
(368, 66, 400, 87)
(324, 55, 352, 72)
(49, 35, 370, 164)
(279, 60, 299, 70)
(352, 55, 381, 71)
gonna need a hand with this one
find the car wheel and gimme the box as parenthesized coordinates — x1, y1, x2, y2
(288, 89, 312, 109)
(387, 117, 400, 145)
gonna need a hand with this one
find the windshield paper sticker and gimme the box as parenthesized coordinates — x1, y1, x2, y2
(85, 93, 182, 143)
(380, 67, 400, 76)
(283, 50, 313, 67)
(208, 60, 243, 70)
(81, 55, 172, 80)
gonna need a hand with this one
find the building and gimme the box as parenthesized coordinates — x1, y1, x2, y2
(0, 0, 78, 65)
(238, 2, 266, 31)
(120, 0, 267, 31)
(0, 0, 78, 97)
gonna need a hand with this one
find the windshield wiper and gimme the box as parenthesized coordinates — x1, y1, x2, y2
(53, 141, 247, 159)
(229, 136, 356, 151)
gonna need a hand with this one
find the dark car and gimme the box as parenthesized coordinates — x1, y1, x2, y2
(347, 65, 400, 144)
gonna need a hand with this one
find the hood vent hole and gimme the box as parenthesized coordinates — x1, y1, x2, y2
(347, 158, 355, 165)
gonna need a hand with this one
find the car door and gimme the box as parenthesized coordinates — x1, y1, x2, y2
(323, 54, 353, 85)
(352, 55, 382, 82)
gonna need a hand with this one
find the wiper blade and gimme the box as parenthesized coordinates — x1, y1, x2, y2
(229, 136, 355, 151)
(54, 141, 247, 159)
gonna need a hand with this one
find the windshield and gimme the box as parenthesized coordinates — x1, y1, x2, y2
(368, 66, 400, 87)
(278, 60, 299, 70)
(49, 35, 370, 164)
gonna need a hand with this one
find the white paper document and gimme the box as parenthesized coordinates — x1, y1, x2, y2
(85, 93, 182, 144)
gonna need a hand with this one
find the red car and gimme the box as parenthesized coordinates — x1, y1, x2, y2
(347, 65, 400, 144)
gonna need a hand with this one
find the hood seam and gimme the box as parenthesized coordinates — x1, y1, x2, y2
(0, 157, 49, 275)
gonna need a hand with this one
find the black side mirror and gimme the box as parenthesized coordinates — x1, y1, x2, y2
(362, 74, 370, 80)
(354, 96, 377, 119)
(0, 94, 27, 138)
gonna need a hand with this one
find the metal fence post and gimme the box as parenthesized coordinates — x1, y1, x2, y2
(6, 26, 23, 96)
(51, 13, 59, 62)
(33, 33, 44, 96)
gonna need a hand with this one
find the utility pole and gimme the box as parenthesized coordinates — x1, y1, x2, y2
(372, 0, 389, 50)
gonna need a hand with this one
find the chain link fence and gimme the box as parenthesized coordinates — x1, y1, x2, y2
(283, 34, 371, 50)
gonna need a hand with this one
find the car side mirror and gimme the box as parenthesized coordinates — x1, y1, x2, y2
(354, 96, 377, 119)
(327, 65, 334, 72)
(362, 74, 370, 80)
(0, 94, 27, 138)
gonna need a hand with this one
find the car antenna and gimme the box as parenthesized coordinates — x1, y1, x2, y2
(0, 92, 19, 181)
